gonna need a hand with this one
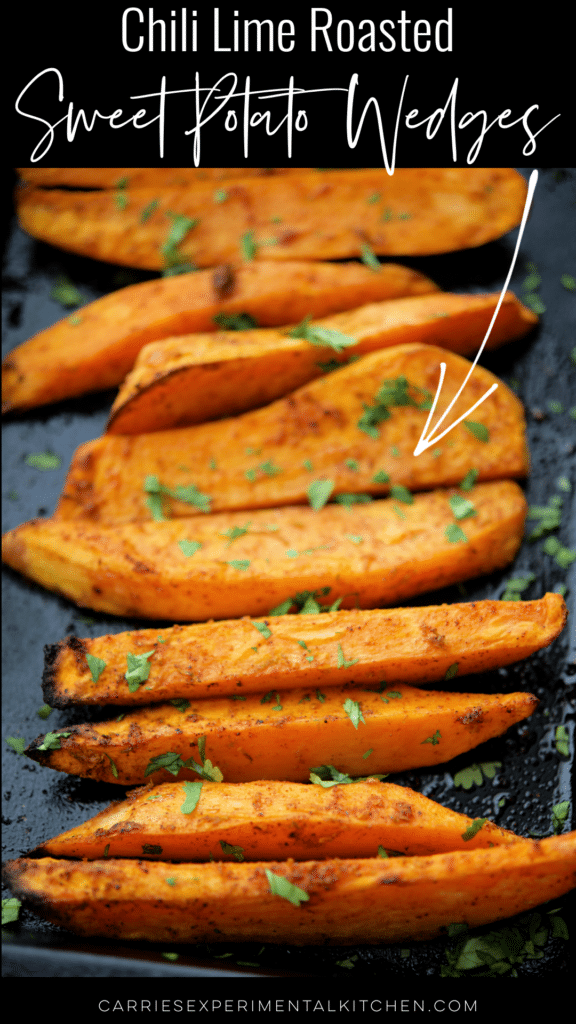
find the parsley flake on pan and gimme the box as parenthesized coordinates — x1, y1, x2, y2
(50, 276, 83, 307)
(500, 574, 535, 600)
(25, 452, 61, 470)
(5, 737, 26, 755)
(453, 762, 502, 790)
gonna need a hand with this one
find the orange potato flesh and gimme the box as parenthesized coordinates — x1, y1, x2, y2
(6, 833, 574, 944)
(55, 344, 529, 525)
(15, 168, 527, 270)
(2, 259, 437, 413)
(31, 779, 525, 861)
(42, 595, 566, 708)
(2, 482, 527, 621)
(25, 681, 538, 786)
(16, 168, 311, 188)
(108, 290, 537, 433)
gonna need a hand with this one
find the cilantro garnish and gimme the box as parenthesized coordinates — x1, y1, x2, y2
(268, 588, 339, 616)
(561, 274, 575, 291)
(358, 377, 432, 438)
(178, 539, 202, 557)
(461, 818, 488, 841)
(140, 199, 159, 223)
(360, 242, 381, 272)
(372, 470, 390, 484)
(463, 421, 490, 443)
(181, 781, 203, 814)
(213, 189, 228, 203)
(125, 649, 155, 692)
(309, 765, 387, 787)
(421, 730, 441, 745)
(162, 952, 179, 961)
(161, 212, 198, 270)
(343, 698, 364, 728)
(2, 898, 21, 926)
(551, 801, 570, 834)
(307, 479, 334, 510)
(333, 493, 372, 506)
(390, 485, 413, 505)
(220, 840, 245, 861)
(144, 475, 212, 516)
(86, 653, 107, 683)
(442, 907, 570, 977)
(213, 312, 258, 330)
(37, 731, 71, 751)
(542, 536, 575, 568)
(25, 452, 61, 470)
(500, 574, 535, 600)
(252, 621, 272, 639)
(557, 476, 571, 493)
(115, 192, 128, 211)
(170, 698, 191, 712)
(444, 663, 459, 680)
(37, 704, 53, 720)
(145, 739, 223, 782)
(445, 524, 467, 544)
(453, 762, 501, 789)
(265, 870, 309, 907)
(288, 317, 357, 353)
(5, 737, 26, 755)
(338, 646, 359, 670)
(51, 277, 83, 307)
(555, 725, 570, 757)
(227, 560, 251, 571)
(221, 523, 251, 544)
(459, 468, 479, 491)
(240, 231, 257, 260)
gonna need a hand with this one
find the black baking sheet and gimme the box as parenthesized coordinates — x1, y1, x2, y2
(2, 168, 575, 983)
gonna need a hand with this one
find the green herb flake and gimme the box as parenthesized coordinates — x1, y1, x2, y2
(555, 724, 570, 757)
(316, 689, 326, 703)
(227, 560, 251, 571)
(178, 539, 202, 557)
(444, 663, 459, 680)
(390, 485, 413, 505)
(551, 801, 570, 834)
(288, 316, 357, 354)
(345, 459, 359, 471)
(526, 502, 561, 539)
(367, 192, 381, 204)
(125, 649, 155, 692)
(2, 898, 21, 925)
(421, 729, 441, 746)
(68, 314, 82, 325)
(25, 452, 61, 470)
(85, 653, 107, 683)
(372, 470, 390, 484)
(362, 748, 373, 759)
(5, 736, 26, 755)
(338, 645, 360, 671)
(463, 421, 490, 443)
(461, 817, 488, 842)
(357, 376, 432, 438)
(219, 840, 245, 861)
(181, 781, 203, 814)
(37, 731, 71, 752)
(170, 698, 191, 712)
(334, 493, 372, 506)
(213, 188, 228, 203)
(269, 598, 294, 616)
(115, 191, 128, 210)
(453, 761, 502, 789)
(560, 274, 575, 291)
(213, 311, 258, 330)
(37, 704, 53, 720)
(542, 536, 576, 568)
(449, 494, 477, 520)
(445, 523, 467, 544)
(252, 621, 272, 640)
(345, 534, 364, 544)
(221, 523, 251, 544)
(161, 212, 199, 269)
(240, 230, 257, 260)
(51, 277, 83, 307)
(265, 870, 309, 907)
(523, 294, 546, 315)
(557, 476, 571, 493)
(459, 468, 479, 491)
(343, 697, 365, 729)
(360, 242, 381, 272)
(548, 399, 564, 414)
(140, 199, 159, 223)
(377, 845, 388, 859)
(307, 479, 334, 510)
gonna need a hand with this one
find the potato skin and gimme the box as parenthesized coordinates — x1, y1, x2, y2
(25, 681, 539, 785)
(15, 169, 527, 269)
(5, 833, 575, 944)
(41, 595, 566, 708)
(3, 482, 527, 621)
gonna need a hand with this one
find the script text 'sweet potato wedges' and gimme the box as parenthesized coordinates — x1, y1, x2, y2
(2, 260, 438, 414)
(31, 779, 526, 861)
(6, 834, 575, 944)
(2, 481, 527, 621)
(43, 595, 566, 707)
(15, 168, 527, 269)
(24, 683, 539, 786)
(55, 345, 529, 525)
(16, 168, 314, 188)
(108, 291, 537, 433)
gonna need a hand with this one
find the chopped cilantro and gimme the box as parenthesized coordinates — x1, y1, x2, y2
(178, 539, 202, 557)
(421, 729, 441, 745)
(334, 493, 372, 506)
(461, 817, 488, 841)
(345, 534, 364, 544)
(221, 523, 251, 544)
(362, 748, 373, 759)
(555, 724, 570, 757)
(2, 898, 21, 925)
(115, 191, 128, 210)
(240, 231, 257, 260)
(358, 376, 432, 438)
(303, 459, 314, 471)
(252, 621, 272, 640)
(5, 736, 26, 755)
(523, 294, 546, 314)
(51, 277, 83, 307)
(181, 781, 203, 814)
(445, 524, 467, 544)
(227, 560, 251, 571)
(106, 754, 119, 779)
(390, 485, 413, 504)
(86, 653, 107, 683)
(548, 399, 564, 414)
(309, 764, 387, 787)
(501, 574, 536, 600)
(557, 476, 571, 493)
(453, 762, 501, 789)
(25, 452, 60, 470)
(343, 697, 364, 728)
(36, 704, 53, 720)
(463, 421, 490, 443)
(345, 459, 359, 471)
(444, 663, 459, 680)
(289, 317, 357, 353)
(125, 649, 155, 692)
(561, 274, 575, 291)
(213, 188, 228, 203)
(220, 841, 245, 861)
(459, 468, 479, 491)
(162, 952, 179, 961)
(377, 846, 388, 859)
(145, 752, 187, 777)
(265, 870, 309, 907)
(144, 475, 212, 517)
(338, 645, 359, 670)
(442, 908, 570, 977)
(449, 494, 477, 520)
(161, 212, 198, 270)
(213, 312, 258, 330)
(372, 470, 390, 485)
(360, 243, 381, 272)
(542, 536, 575, 568)
(522, 271, 542, 292)
(37, 731, 71, 751)
(140, 199, 159, 223)
(170, 698, 191, 712)
(551, 801, 570, 833)
(307, 479, 334, 510)
(269, 598, 294, 616)
(367, 192, 381, 204)
(526, 501, 562, 539)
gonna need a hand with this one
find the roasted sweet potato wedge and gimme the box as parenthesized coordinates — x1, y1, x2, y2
(17, 167, 310, 188)
(3, 259, 437, 414)
(108, 290, 537, 433)
(42, 595, 566, 708)
(31, 779, 525, 861)
(55, 345, 529, 525)
(15, 168, 527, 269)
(25, 681, 539, 786)
(7, 834, 574, 944)
(2, 482, 527, 621)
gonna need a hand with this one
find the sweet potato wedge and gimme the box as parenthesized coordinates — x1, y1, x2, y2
(42, 595, 566, 708)
(16, 167, 310, 188)
(8, 834, 574, 944)
(15, 168, 527, 269)
(2, 481, 527, 621)
(55, 345, 529, 525)
(25, 681, 539, 785)
(3, 259, 437, 414)
(31, 779, 525, 861)
(108, 290, 537, 433)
